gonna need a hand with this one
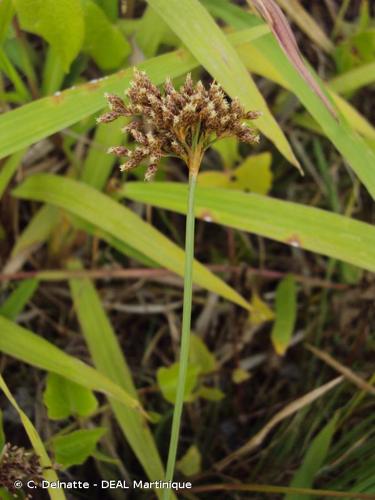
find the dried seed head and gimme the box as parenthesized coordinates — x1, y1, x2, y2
(0, 443, 44, 498)
(98, 69, 260, 180)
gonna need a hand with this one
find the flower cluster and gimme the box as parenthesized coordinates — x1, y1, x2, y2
(0, 443, 43, 497)
(98, 69, 261, 180)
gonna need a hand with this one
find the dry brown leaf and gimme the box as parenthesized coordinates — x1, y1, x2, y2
(248, 0, 338, 119)
(215, 376, 343, 470)
(306, 344, 375, 396)
(275, 0, 334, 53)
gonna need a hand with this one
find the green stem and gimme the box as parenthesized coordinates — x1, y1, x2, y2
(163, 172, 197, 499)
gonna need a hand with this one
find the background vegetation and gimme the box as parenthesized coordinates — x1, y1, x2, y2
(0, 0, 374, 498)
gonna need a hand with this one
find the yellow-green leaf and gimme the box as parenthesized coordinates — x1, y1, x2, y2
(250, 292, 275, 325)
(13, 174, 250, 310)
(176, 445, 202, 477)
(231, 152, 273, 194)
(271, 275, 297, 355)
(122, 182, 375, 273)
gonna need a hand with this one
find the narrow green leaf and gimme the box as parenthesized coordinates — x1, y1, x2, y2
(68, 266, 171, 499)
(0, 279, 38, 320)
(285, 414, 338, 499)
(135, 6, 170, 58)
(81, 0, 130, 70)
(271, 275, 297, 356)
(0, 374, 65, 500)
(80, 121, 123, 189)
(13, 174, 250, 309)
(329, 61, 375, 94)
(203, 0, 375, 198)
(122, 182, 375, 273)
(0, 315, 141, 412)
(52, 428, 106, 468)
(43, 373, 98, 420)
(13, 0, 84, 71)
(6, 205, 60, 274)
(0, 0, 14, 43)
(0, 150, 25, 199)
(147, 0, 300, 169)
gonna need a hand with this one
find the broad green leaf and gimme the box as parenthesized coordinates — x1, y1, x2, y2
(13, 0, 84, 71)
(81, 0, 130, 70)
(52, 428, 106, 468)
(147, 0, 300, 169)
(271, 275, 297, 356)
(122, 182, 375, 273)
(13, 174, 250, 309)
(204, 0, 375, 199)
(250, 292, 274, 326)
(0, 26, 267, 160)
(196, 386, 225, 401)
(0, 374, 65, 500)
(285, 414, 338, 499)
(199, 153, 273, 194)
(43, 373, 98, 420)
(0, 279, 38, 320)
(176, 445, 202, 476)
(231, 152, 273, 194)
(0, 315, 141, 411)
(68, 264, 169, 497)
(334, 30, 375, 73)
(157, 363, 199, 404)
(189, 334, 217, 375)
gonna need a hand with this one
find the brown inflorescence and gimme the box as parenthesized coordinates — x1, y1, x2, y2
(98, 69, 261, 180)
(0, 443, 43, 498)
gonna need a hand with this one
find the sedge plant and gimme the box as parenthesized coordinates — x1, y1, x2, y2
(98, 69, 260, 498)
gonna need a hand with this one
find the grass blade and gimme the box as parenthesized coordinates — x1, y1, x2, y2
(0, 279, 38, 319)
(122, 182, 375, 273)
(68, 260, 172, 499)
(147, 0, 300, 169)
(215, 377, 343, 470)
(12, 174, 250, 309)
(204, 0, 375, 199)
(286, 414, 339, 499)
(0, 149, 25, 198)
(0, 315, 142, 412)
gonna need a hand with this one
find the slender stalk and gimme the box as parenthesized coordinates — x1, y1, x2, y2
(163, 172, 197, 500)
